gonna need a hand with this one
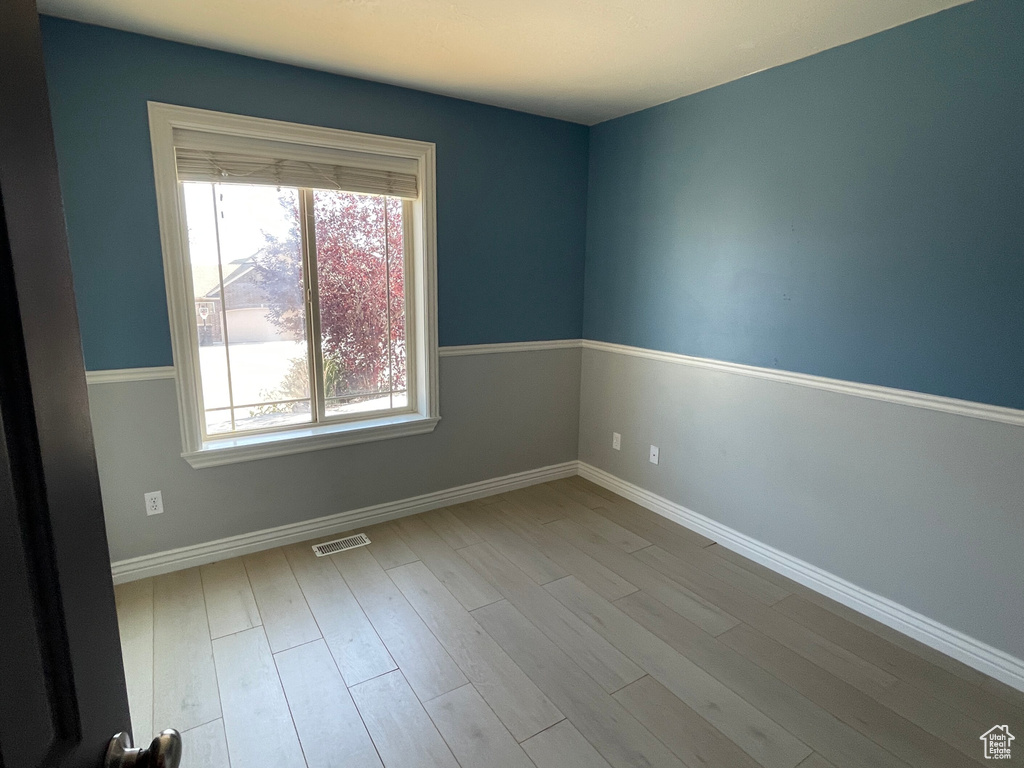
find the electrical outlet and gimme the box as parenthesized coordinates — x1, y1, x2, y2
(612, 432, 621, 450)
(649, 445, 660, 465)
(144, 491, 163, 516)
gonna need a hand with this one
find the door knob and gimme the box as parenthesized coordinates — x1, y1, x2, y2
(105, 729, 182, 768)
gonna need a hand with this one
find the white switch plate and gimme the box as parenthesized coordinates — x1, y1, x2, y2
(649, 445, 660, 465)
(145, 491, 163, 516)
(612, 432, 621, 450)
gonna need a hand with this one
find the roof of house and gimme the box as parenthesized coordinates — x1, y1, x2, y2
(192, 256, 258, 300)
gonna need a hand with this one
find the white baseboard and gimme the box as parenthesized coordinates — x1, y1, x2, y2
(578, 461, 1024, 693)
(110, 460, 578, 583)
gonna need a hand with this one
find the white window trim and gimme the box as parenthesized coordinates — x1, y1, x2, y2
(148, 102, 439, 468)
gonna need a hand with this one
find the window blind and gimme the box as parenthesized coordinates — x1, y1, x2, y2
(173, 137, 419, 199)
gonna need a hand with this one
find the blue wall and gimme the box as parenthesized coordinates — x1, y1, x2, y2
(41, 3, 1024, 409)
(584, 0, 1024, 410)
(40, 18, 589, 370)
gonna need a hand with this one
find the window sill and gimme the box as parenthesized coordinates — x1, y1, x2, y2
(182, 413, 440, 468)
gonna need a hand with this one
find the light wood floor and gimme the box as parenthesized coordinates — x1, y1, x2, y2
(114, 477, 1024, 768)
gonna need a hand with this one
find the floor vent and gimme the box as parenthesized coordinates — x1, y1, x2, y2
(312, 533, 371, 557)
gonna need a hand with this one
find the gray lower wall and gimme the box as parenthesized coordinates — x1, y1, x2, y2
(91, 342, 1024, 662)
(89, 349, 581, 561)
(579, 347, 1024, 660)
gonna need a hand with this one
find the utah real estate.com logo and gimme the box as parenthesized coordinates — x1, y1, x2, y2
(980, 725, 1014, 760)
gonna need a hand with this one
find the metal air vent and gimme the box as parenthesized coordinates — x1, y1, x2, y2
(312, 533, 371, 557)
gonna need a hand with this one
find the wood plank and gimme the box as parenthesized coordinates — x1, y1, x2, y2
(797, 756, 837, 768)
(565, 478, 716, 548)
(524, 483, 619, 519)
(179, 719, 229, 768)
(633, 544, 899, 692)
(545, 517, 738, 636)
(212, 627, 304, 768)
(472, 493, 504, 505)
(727, 590, 993, 754)
(451, 501, 568, 584)
(424, 684, 535, 768)
(422, 506, 482, 549)
(589, 501, 717, 560)
(619, 524, 789, 606)
(982, 676, 1024, 709)
(331, 546, 466, 701)
(774, 595, 1024, 725)
(364, 521, 419, 570)
(703, 543, 807, 593)
(117, 501, 995, 768)
(389, 561, 562, 741)
(153, 568, 221, 732)
(243, 548, 321, 653)
(616, 590, 914, 768)
(459, 542, 644, 694)
(535, 484, 651, 553)
(796, 587, 989, 687)
(563, 476, 621, 504)
(495, 505, 638, 601)
(597, 491, 701, 537)
(520, 720, 612, 768)
(613, 676, 763, 768)
(349, 670, 459, 768)
(200, 558, 261, 639)
(853, 680, 990, 768)
(566, 507, 652, 554)
(627, 531, 788, 605)
(115, 579, 154, 744)
(548, 477, 615, 509)
(393, 515, 503, 610)
(275, 639, 383, 768)
(545, 576, 811, 768)
(719, 622, 980, 767)
(473, 599, 685, 768)
(804, 596, 998, 759)
(500, 486, 567, 524)
(284, 543, 395, 686)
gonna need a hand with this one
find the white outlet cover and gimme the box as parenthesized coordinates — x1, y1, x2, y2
(145, 491, 164, 516)
(612, 432, 621, 450)
(649, 445, 659, 465)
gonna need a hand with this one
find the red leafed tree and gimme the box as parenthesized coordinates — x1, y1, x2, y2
(257, 190, 405, 398)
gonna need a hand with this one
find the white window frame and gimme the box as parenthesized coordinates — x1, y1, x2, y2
(148, 102, 439, 468)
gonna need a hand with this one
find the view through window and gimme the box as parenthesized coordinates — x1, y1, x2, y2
(183, 182, 408, 437)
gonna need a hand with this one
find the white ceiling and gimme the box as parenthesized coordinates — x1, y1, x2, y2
(39, 0, 971, 125)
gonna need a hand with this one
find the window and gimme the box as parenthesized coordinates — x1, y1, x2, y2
(149, 104, 438, 467)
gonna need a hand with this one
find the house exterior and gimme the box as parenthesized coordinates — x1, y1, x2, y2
(193, 255, 300, 344)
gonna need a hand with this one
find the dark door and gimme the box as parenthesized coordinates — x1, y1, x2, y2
(0, 0, 135, 765)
